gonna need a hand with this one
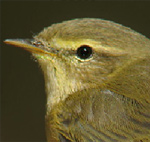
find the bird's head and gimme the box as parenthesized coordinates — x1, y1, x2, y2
(4, 18, 150, 111)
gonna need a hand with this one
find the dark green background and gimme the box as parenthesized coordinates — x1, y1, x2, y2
(1, 1, 150, 142)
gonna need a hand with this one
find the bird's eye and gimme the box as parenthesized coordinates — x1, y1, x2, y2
(76, 45, 92, 59)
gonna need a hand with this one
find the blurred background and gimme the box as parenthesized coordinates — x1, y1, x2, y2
(1, 1, 150, 142)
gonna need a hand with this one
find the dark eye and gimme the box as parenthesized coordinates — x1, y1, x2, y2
(76, 45, 92, 59)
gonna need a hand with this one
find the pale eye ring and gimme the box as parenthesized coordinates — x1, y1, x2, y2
(76, 45, 93, 59)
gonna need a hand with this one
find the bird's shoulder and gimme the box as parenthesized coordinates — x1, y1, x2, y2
(48, 86, 150, 141)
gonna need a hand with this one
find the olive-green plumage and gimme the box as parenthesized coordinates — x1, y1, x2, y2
(5, 18, 150, 142)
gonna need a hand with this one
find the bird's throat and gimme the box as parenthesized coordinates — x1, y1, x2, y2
(37, 57, 88, 114)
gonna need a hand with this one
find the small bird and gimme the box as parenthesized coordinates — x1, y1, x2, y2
(4, 18, 150, 142)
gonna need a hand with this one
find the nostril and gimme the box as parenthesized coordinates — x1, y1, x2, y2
(32, 41, 43, 47)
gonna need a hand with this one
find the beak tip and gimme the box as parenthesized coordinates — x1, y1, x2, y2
(3, 39, 25, 46)
(4, 39, 15, 45)
(4, 39, 10, 43)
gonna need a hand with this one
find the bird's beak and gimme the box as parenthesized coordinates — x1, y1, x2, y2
(4, 39, 56, 57)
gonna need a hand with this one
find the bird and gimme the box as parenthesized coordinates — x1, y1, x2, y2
(4, 18, 150, 142)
